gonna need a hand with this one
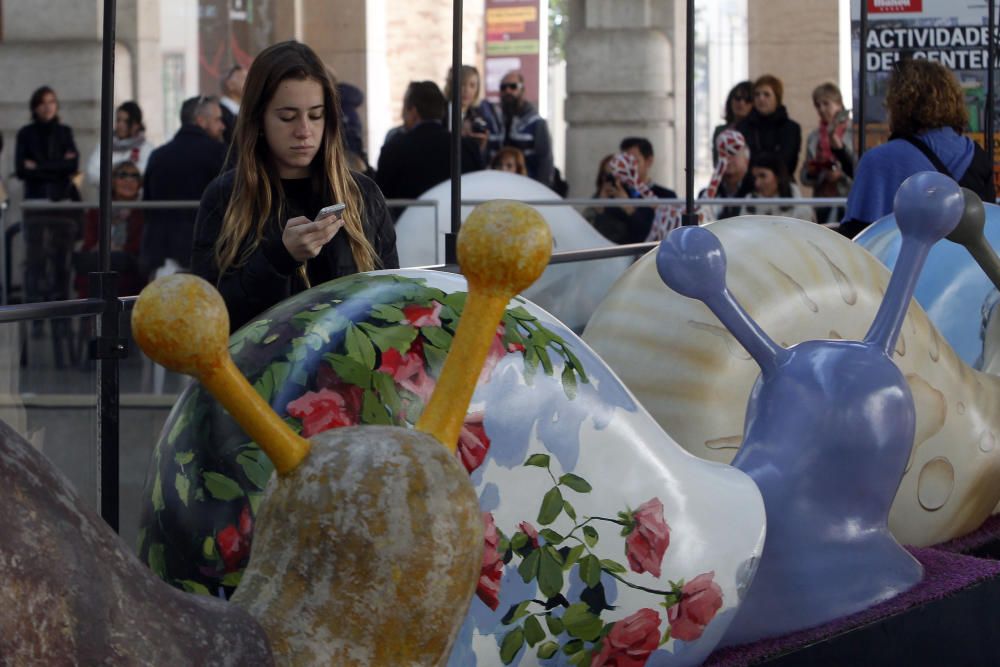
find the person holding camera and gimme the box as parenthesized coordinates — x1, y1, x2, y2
(443, 65, 491, 158)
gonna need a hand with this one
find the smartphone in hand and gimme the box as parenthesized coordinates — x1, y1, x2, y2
(315, 203, 346, 225)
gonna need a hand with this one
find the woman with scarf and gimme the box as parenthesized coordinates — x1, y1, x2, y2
(84, 101, 155, 186)
(800, 83, 855, 225)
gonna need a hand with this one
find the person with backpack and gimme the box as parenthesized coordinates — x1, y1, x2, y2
(840, 59, 995, 238)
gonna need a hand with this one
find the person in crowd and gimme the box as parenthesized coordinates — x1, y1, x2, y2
(617, 136, 678, 239)
(85, 101, 155, 186)
(841, 58, 995, 237)
(481, 70, 554, 186)
(801, 82, 855, 225)
(192, 40, 398, 332)
(740, 152, 814, 222)
(375, 80, 484, 216)
(700, 129, 754, 220)
(75, 160, 144, 298)
(443, 65, 490, 157)
(585, 154, 633, 244)
(141, 95, 227, 278)
(219, 64, 247, 146)
(712, 81, 753, 165)
(736, 74, 802, 178)
(490, 146, 527, 175)
(15, 85, 81, 309)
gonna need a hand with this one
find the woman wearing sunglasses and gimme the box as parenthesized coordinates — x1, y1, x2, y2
(712, 81, 753, 166)
(191, 41, 399, 332)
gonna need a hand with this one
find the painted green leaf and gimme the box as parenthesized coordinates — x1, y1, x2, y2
(562, 500, 577, 520)
(563, 544, 585, 571)
(504, 599, 532, 625)
(583, 525, 599, 548)
(252, 362, 291, 403)
(147, 543, 166, 578)
(562, 639, 584, 654)
(518, 548, 541, 583)
(248, 492, 264, 515)
(561, 364, 578, 400)
(371, 303, 406, 322)
(151, 473, 164, 512)
(538, 547, 565, 598)
(500, 627, 525, 665)
(660, 626, 672, 646)
(523, 344, 539, 384)
(534, 344, 554, 375)
(362, 389, 392, 425)
(568, 648, 593, 666)
(237, 450, 273, 491)
(539, 528, 563, 545)
(371, 371, 403, 419)
(559, 473, 592, 493)
(179, 579, 211, 596)
(422, 343, 448, 376)
(579, 554, 601, 588)
(562, 603, 604, 641)
(221, 571, 243, 588)
(600, 559, 627, 574)
(202, 536, 218, 560)
(524, 453, 550, 468)
(174, 451, 194, 466)
(420, 325, 453, 350)
(442, 290, 468, 314)
(167, 410, 191, 446)
(174, 474, 191, 507)
(228, 319, 271, 355)
(358, 323, 418, 354)
(510, 531, 529, 551)
(346, 324, 377, 369)
(524, 615, 545, 647)
(202, 472, 245, 501)
(324, 353, 373, 389)
(537, 486, 564, 525)
(545, 615, 564, 636)
(508, 306, 534, 321)
(537, 640, 559, 660)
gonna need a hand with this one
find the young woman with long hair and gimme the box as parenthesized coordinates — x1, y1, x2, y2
(192, 41, 398, 331)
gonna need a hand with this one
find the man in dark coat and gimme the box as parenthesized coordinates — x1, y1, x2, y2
(141, 95, 226, 277)
(375, 81, 483, 218)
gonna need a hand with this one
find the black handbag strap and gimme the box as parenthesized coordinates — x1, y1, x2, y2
(901, 135, 954, 179)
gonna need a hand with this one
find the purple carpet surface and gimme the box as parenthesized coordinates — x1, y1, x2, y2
(702, 547, 1000, 667)
(931, 514, 1000, 554)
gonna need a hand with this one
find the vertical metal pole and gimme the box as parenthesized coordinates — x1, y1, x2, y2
(858, 0, 868, 157)
(987, 0, 996, 171)
(97, 0, 121, 532)
(445, 0, 463, 264)
(682, 0, 697, 225)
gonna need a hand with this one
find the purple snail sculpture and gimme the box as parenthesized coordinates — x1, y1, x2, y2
(656, 171, 965, 644)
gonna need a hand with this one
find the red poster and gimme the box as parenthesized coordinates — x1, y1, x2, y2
(484, 0, 542, 105)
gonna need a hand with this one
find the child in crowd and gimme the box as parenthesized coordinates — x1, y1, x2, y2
(490, 147, 527, 175)
(740, 152, 814, 223)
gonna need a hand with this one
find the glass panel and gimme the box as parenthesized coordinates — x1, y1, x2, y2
(0, 316, 99, 514)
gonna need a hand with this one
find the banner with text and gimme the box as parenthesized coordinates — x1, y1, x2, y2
(484, 0, 542, 106)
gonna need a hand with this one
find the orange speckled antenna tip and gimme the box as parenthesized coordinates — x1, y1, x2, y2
(131, 274, 310, 474)
(417, 200, 552, 452)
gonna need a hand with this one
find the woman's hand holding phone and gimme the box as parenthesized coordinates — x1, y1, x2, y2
(282, 204, 346, 262)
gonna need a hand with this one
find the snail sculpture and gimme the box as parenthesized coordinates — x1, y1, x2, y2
(654, 171, 964, 643)
(129, 200, 552, 665)
(585, 176, 1000, 549)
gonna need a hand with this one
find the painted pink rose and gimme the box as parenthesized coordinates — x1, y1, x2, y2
(518, 521, 539, 548)
(286, 388, 359, 437)
(667, 571, 723, 642)
(217, 506, 254, 573)
(477, 512, 503, 610)
(402, 301, 443, 327)
(315, 365, 365, 416)
(591, 608, 661, 667)
(624, 498, 670, 578)
(378, 338, 435, 404)
(458, 411, 491, 473)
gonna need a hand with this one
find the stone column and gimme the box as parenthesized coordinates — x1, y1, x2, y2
(564, 0, 675, 198)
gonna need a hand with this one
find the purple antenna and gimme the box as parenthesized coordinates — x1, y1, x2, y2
(864, 172, 963, 355)
(657, 226, 787, 374)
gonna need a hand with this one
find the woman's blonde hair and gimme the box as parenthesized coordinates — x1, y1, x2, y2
(886, 59, 968, 137)
(215, 41, 378, 286)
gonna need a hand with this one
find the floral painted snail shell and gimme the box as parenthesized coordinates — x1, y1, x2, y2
(132, 200, 552, 665)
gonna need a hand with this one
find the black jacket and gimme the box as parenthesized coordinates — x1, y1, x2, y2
(590, 183, 677, 245)
(15, 120, 80, 201)
(375, 121, 484, 208)
(737, 106, 802, 177)
(142, 125, 227, 274)
(192, 169, 399, 332)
